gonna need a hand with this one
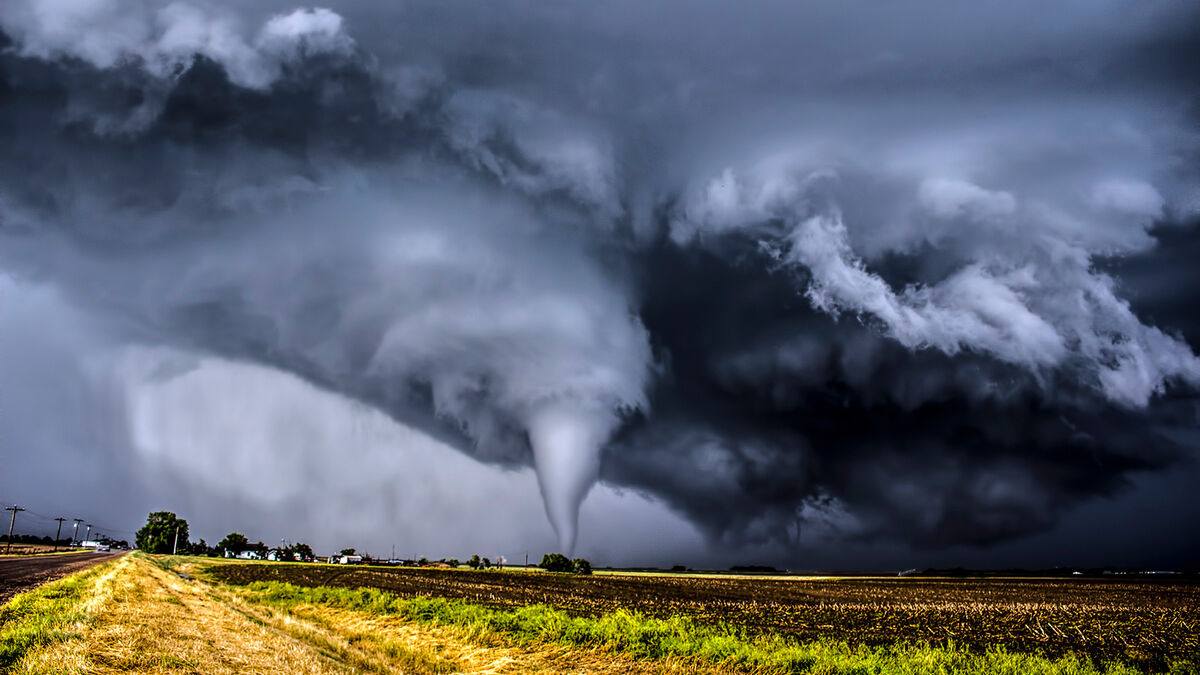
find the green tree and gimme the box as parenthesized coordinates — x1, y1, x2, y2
(189, 538, 212, 556)
(468, 554, 481, 569)
(340, 547, 356, 557)
(135, 511, 189, 554)
(572, 558, 592, 575)
(217, 532, 249, 555)
(539, 553, 572, 573)
(446, 558, 460, 568)
(293, 543, 314, 560)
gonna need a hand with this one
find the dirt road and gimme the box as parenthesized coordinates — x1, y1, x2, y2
(0, 551, 123, 605)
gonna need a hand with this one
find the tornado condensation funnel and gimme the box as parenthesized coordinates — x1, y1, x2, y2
(526, 402, 616, 554)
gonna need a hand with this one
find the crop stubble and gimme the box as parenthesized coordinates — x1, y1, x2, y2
(211, 565, 1199, 668)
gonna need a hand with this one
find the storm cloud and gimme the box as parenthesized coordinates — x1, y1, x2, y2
(1, 0, 1199, 562)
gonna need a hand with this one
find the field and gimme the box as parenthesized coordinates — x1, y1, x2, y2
(4, 555, 1198, 674)
(211, 564, 1200, 671)
(1, 554, 720, 674)
(0, 544, 84, 556)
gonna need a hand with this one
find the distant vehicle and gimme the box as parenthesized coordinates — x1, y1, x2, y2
(96, 544, 111, 552)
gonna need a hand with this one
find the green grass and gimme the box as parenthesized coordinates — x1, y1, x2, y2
(0, 563, 111, 670)
(238, 580, 1196, 675)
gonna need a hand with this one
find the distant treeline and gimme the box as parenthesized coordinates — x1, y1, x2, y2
(0, 533, 130, 548)
(0, 534, 70, 545)
(900, 567, 1196, 578)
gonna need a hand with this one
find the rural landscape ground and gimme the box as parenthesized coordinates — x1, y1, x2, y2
(1, 551, 1197, 674)
(0, 550, 116, 605)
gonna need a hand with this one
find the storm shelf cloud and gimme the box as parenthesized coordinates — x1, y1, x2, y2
(1, 0, 1199, 566)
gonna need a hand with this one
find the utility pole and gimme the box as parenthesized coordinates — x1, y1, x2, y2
(172, 525, 180, 555)
(71, 519, 83, 546)
(83, 524, 92, 544)
(5, 506, 25, 554)
(53, 517, 66, 552)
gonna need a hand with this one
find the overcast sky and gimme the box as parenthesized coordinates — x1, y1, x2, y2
(1, 0, 1198, 569)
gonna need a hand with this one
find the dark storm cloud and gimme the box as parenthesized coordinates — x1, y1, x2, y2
(2, 0, 1199, 558)
(605, 243, 1196, 548)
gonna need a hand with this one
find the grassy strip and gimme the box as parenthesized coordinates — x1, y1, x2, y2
(0, 549, 91, 558)
(241, 580, 1190, 675)
(143, 555, 466, 674)
(0, 562, 114, 670)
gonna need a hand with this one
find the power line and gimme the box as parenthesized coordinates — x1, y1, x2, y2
(17, 510, 58, 523)
(5, 505, 26, 555)
(0, 498, 137, 538)
(85, 521, 137, 536)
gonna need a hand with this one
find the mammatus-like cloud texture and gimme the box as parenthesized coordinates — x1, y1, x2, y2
(1, 0, 1198, 555)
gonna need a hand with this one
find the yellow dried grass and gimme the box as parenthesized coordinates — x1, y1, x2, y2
(16, 553, 713, 674)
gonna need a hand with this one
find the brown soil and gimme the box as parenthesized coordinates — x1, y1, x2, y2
(210, 563, 1200, 669)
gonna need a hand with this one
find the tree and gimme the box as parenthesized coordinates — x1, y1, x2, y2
(468, 554, 481, 569)
(340, 547, 356, 557)
(572, 558, 592, 575)
(293, 543, 314, 561)
(539, 553, 572, 573)
(135, 511, 189, 554)
(446, 558, 460, 568)
(190, 538, 213, 556)
(481, 557, 491, 568)
(218, 532, 249, 555)
(418, 556, 429, 566)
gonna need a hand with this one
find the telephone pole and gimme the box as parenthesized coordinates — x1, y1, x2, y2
(53, 517, 66, 552)
(71, 519, 83, 546)
(5, 505, 25, 555)
(172, 525, 179, 555)
(83, 524, 92, 545)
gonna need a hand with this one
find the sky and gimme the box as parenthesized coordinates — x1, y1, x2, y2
(1, 0, 1199, 570)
